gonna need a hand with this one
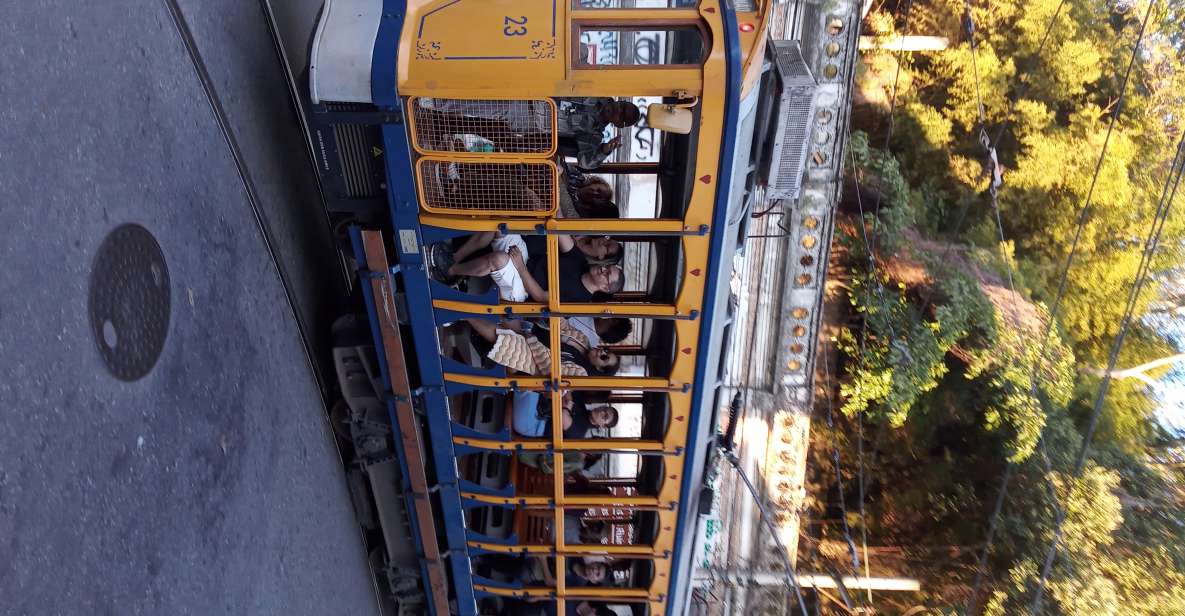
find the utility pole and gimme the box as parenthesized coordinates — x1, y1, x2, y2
(696, 569, 920, 591)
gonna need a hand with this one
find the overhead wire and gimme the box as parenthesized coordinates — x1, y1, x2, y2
(721, 437, 812, 615)
(833, 1, 923, 609)
(845, 146, 878, 612)
(957, 1, 1160, 611)
(913, 0, 1070, 319)
(867, 0, 916, 261)
(1028, 100, 1184, 614)
(956, 2, 1074, 608)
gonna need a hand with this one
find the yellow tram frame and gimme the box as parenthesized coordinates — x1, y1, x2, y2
(392, 1, 773, 613)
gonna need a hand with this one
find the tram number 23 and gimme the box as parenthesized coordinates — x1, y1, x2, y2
(503, 15, 528, 36)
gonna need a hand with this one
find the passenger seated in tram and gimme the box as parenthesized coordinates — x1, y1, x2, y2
(465, 318, 621, 377)
(512, 390, 619, 438)
(477, 553, 607, 589)
(566, 601, 617, 616)
(568, 315, 632, 347)
(429, 233, 623, 303)
(437, 230, 620, 277)
(559, 164, 618, 219)
(556, 98, 641, 169)
(530, 314, 630, 350)
(565, 558, 609, 587)
(416, 97, 640, 169)
(563, 513, 608, 545)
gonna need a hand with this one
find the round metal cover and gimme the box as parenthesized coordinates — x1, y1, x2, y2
(88, 224, 171, 381)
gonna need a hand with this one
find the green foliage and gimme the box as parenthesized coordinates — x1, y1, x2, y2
(930, 41, 1016, 132)
(822, 0, 1185, 610)
(838, 261, 992, 426)
(849, 130, 916, 254)
(983, 462, 1125, 616)
(965, 302, 1076, 462)
(981, 458, 1185, 616)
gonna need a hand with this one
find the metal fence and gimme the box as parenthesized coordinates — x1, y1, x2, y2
(408, 97, 557, 157)
(415, 158, 558, 216)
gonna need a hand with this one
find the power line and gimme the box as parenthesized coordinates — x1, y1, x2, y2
(856, 409, 873, 607)
(961, 1, 1156, 610)
(867, 0, 915, 262)
(914, 0, 1070, 320)
(962, 1, 1156, 611)
(988, 0, 1070, 152)
(844, 147, 878, 612)
(721, 445, 811, 616)
(838, 1, 923, 607)
(1029, 100, 1183, 614)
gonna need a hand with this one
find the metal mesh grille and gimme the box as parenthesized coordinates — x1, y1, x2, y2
(332, 123, 380, 198)
(767, 41, 817, 200)
(323, 102, 382, 198)
(773, 86, 814, 196)
(772, 40, 814, 83)
(409, 98, 556, 157)
(416, 158, 557, 215)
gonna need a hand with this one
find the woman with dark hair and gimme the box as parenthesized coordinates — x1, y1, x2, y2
(558, 164, 621, 220)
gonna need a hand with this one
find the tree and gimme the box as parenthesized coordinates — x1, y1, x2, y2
(812, 1, 1185, 611)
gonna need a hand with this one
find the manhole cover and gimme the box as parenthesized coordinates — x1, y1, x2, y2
(88, 224, 171, 381)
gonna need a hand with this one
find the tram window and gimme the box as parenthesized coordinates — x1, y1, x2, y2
(459, 450, 664, 497)
(474, 552, 649, 591)
(568, 97, 699, 220)
(440, 314, 679, 381)
(473, 553, 558, 587)
(457, 451, 512, 488)
(467, 505, 516, 542)
(453, 388, 669, 444)
(572, 453, 664, 496)
(504, 506, 659, 550)
(428, 232, 628, 305)
(603, 558, 654, 589)
(479, 598, 645, 616)
(427, 232, 685, 307)
(561, 506, 659, 547)
(575, 27, 706, 67)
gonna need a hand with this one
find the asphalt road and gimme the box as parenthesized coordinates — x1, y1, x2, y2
(0, 1, 376, 613)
